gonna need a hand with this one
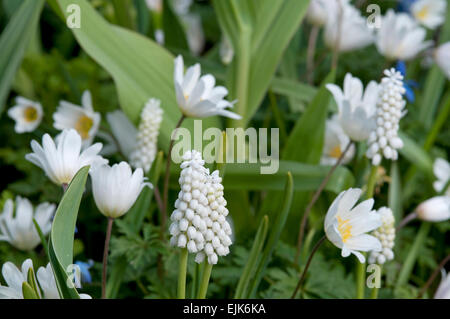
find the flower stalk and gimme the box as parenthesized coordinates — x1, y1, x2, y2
(197, 262, 213, 299)
(102, 217, 114, 299)
(177, 248, 188, 299)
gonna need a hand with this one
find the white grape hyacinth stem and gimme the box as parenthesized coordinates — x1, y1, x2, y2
(366, 69, 407, 166)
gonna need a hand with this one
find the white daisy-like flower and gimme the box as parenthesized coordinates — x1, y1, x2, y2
(434, 269, 450, 299)
(129, 98, 163, 173)
(25, 129, 108, 186)
(173, 55, 241, 119)
(0, 197, 55, 251)
(326, 73, 379, 141)
(323, 1, 374, 53)
(169, 150, 232, 265)
(411, 0, 446, 30)
(7, 96, 43, 133)
(366, 69, 406, 166)
(0, 259, 91, 299)
(90, 162, 149, 219)
(320, 115, 355, 166)
(324, 188, 382, 263)
(53, 90, 101, 147)
(368, 207, 395, 265)
(376, 9, 432, 61)
(433, 158, 450, 196)
(434, 42, 450, 80)
(416, 196, 450, 222)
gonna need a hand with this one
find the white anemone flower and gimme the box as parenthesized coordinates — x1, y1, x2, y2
(321, 115, 355, 166)
(0, 197, 55, 251)
(145, 0, 162, 13)
(411, 0, 446, 30)
(306, 0, 336, 27)
(433, 158, 450, 196)
(0, 259, 91, 299)
(376, 9, 432, 61)
(7, 97, 43, 133)
(323, 1, 374, 53)
(25, 129, 108, 186)
(326, 73, 379, 141)
(90, 162, 150, 219)
(324, 188, 382, 263)
(434, 269, 450, 299)
(53, 90, 101, 147)
(434, 42, 450, 80)
(173, 55, 241, 119)
(416, 196, 450, 222)
(105, 110, 138, 157)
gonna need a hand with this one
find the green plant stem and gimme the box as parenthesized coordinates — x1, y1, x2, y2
(396, 222, 431, 288)
(197, 262, 213, 299)
(418, 253, 450, 298)
(102, 217, 114, 299)
(268, 90, 287, 144)
(370, 266, 382, 299)
(307, 26, 319, 84)
(356, 165, 379, 299)
(177, 248, 188, 299)
(291, 235, 326, 299)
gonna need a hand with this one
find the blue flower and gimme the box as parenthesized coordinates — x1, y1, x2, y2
(397, 0, 417, 13)
(75, 260, 94, 284)
(396, 60, 417, 103)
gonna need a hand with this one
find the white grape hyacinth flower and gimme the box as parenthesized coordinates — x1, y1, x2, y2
(411, 0, 446, 30)
(0, 259, 91, 299)
(324, 188, 382, 263)
(0, 197, 55, 251)
(53, 90, 101, 147)
(90, 162, 150, 219)
(368, 207, 395, 265)
(129, 98, 163, 173)
(416, 196, 450, 222)
(434, 42, 450, 80)
(434, 269, 450, 299)
(174, 55, 241, 119)
(320, 115, 355, 166)
(366, 69, 406, 166)
(326, 73, 379, 141)
(7, 97, 43, 133)
(323, 1, 374, 53)
(25, 129, 108, 186)
(433, 158, 450, 196)
(169, 150, 232, 265)
(376, 9, 432, 61)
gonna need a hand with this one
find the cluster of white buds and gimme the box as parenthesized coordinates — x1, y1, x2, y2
(369, 207, 395, 265)
(366, 69, 406, 166)
(129, 98, 163, 172)
(169, 150, 232, 264)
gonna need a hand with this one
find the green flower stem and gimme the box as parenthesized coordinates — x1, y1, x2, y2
(197, 262, 213, 299)
(178, 248, 188, 299)
(356, 165, 379, 299)
(102, 217, 114, 299)
(396, 222, 431, 288)
(370, 266, 383, 299)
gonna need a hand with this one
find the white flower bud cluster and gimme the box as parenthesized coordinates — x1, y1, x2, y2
(129, 98, 163, 172)
(366, 69, 406, 166)
(369, 207, 395, 265)
(169, 150, 232, 265)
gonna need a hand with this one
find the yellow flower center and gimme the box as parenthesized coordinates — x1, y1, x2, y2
(337, 216, 352, 243)
(416, 5, 429, 20)
(329, 145, 342, 159)
(75, 115, 94, 140)
(23, 106, 38, 122)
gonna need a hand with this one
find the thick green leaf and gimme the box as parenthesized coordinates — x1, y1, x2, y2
(49, 166, 90, 299)
(162, 0, 189, 50)
(214, 0, 311, 125)
(0, 0, 44, 114)
(283, 70, 336, 163)
(398, 131, 433, 177)
(388, 162, 402, 223)
(55, 0, 221, 150)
